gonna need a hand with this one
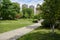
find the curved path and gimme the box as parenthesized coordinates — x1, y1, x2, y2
(0, 19, 43, 40)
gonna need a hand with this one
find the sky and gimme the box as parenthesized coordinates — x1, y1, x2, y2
(11, 0, 44, 7)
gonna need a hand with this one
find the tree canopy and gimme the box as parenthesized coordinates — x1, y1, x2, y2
(0, 0, 20, 20)
(41, 0, 60, 28)
(22, 8, 34, 18)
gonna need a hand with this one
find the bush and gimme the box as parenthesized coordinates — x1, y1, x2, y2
(42, 20, 60, 29)
(33, 19, 38, 23)
(55, 22, 60, 29)
(41, 20, 52, 28)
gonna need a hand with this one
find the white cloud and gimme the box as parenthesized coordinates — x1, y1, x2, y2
(11, 0, 44, 7)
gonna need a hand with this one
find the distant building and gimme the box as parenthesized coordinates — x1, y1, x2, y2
(22, 4, 28, 9)
(36, 4, 41, 14)
(37, 4, 40, 8)
(29, 5, 34, 9)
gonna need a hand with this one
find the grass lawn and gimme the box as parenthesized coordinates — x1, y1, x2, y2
(17, 27, 60, 40)
(0, 19, 33, 33)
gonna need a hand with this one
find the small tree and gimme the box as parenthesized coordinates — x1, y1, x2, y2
(22, 8, 33, 18)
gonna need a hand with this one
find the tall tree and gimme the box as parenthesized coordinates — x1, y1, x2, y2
(1, 0, 11, 19)
(41, 0, 60, 33)
(8, 2, 20, 19)
(0, 0, 20, 20)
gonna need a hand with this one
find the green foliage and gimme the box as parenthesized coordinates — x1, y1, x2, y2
(41, 0, 60, 28)
(17, 28, 60, 40)
(33, 14, 41, 19)
(22, 8, 34, 18)
(33, 13, 41, 23)
(33, 19, 38, 23)
(0, 0, 20, 20)
(25, 12, 29, 18)
(8, 2, 20, 19)
(41, 20, 52, 28)
(19, 12, 23, 18)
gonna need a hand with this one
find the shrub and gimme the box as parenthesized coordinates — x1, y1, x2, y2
(41, 20, 52, 28)
(55, 22, 60, 29)
(33, 14, 41, 20)
(16, 14, 20, 19)
(33, 19, 38, 23)
(42, 20, 60, 29)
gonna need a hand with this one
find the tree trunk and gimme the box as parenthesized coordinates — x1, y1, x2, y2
(51, 24, 55, 34)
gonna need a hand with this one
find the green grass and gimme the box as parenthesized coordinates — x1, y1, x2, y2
(17, 27, 60, 40)
(0, 19, 33, 33)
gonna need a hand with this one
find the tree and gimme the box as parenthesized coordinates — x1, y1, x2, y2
(1, 0, 11, 19)
(0, 0, 20, 20)
(22, 8, 26, 18)
(0, 0, 2, 17)
(22, 8, 33, 18)
(8, 2, 20, 19)
(26, 8, 33, 18)
(41, 0, 60, 33)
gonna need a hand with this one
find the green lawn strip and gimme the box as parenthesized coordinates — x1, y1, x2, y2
(17, 27, 60, 40)
(0, 19, 33, 33)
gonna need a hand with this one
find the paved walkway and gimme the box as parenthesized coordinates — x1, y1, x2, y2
(0, 19, 43, 40)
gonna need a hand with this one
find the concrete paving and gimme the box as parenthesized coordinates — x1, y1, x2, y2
(0, 19, 43, 40)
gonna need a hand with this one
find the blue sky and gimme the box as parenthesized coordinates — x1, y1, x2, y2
(11, 0, 44, 7)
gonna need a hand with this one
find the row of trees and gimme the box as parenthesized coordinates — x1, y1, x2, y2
(0, 0, 34, 20)
(0, 0, 20, 20)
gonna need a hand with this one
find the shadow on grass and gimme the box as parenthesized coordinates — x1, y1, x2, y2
(17, 26, 60, 40)
(17, 30, 60, 40)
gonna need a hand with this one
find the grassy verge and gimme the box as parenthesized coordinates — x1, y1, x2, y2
(17, 27, 60, 40)
(0, 19, 33, 33)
